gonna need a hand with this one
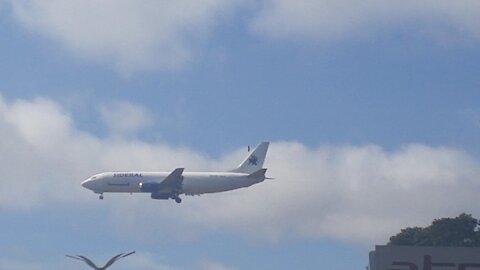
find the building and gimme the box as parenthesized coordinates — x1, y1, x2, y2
(369, 245, 480, 270)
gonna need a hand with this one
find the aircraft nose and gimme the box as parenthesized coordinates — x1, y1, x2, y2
(81, 179, 94, 190)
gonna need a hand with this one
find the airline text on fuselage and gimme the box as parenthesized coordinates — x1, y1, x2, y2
(113, 173, 143, 177)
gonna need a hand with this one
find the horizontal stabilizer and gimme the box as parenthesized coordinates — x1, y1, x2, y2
(248, 168, 267, 179)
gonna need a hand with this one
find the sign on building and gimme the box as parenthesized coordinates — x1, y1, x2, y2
(369, 245, 480, 270)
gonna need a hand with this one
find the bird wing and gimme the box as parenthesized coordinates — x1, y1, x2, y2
(66, 255, 82, 261)
(77, 255, 101, 269)
(102, 251, 135, 269)
(122, 251, 136, 257)
(102, 253, 125, 269)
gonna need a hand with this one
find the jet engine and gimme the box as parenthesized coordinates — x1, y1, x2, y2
(139, 182, 160, 193)
(150, 192, 171, 200)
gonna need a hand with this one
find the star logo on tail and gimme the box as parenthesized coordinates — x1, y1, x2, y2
(248, 155, 258, 166)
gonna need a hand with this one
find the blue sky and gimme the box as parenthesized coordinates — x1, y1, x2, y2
(1, 1, 480, 270)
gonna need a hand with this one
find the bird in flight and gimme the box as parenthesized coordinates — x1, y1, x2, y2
(66, 251, 135, 270)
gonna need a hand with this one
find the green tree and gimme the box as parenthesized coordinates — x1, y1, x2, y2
(388, 213, 480, 246)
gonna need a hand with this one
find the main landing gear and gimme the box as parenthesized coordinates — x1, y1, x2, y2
(99, 194, 104, 200)
(170, 192, 182, 203)
(171, 194, 182, 203)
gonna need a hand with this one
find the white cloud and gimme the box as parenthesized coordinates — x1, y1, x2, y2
(9, 0, 239, 73)
(98, 101, 154, 137)
(250, 0, 480, 42)
(1, 94, 480, 246)
(0, 96, 88, 209)
(6, 1, 480, 74)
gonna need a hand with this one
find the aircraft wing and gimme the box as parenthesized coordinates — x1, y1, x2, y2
(158, 168, 184, 192)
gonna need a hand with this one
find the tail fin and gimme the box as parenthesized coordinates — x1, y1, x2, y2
(230, 142, 269, 174)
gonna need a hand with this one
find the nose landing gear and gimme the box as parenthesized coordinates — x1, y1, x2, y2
(99, 194, 104, 200)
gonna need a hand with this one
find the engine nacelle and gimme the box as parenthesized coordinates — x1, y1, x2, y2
(139, 182, 160, 193)
(151, 192, 171, 200)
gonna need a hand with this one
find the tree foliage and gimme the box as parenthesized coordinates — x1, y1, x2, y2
(388, 213, 480, 246)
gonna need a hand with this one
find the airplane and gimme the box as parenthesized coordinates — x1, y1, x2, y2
(81, 142, 270, 203)
(66, 251, 135, 270)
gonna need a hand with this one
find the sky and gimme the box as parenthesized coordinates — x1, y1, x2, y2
(1, 1, 480, 269)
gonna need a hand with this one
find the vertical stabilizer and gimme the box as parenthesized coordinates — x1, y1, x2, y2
(230, 142, 269, 174)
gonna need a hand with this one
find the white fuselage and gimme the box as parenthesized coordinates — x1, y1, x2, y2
(82, 171, 263, 196)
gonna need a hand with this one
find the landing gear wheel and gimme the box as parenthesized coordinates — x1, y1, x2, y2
(175, 197, 182, 203)
(99, 194, 104, 200)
